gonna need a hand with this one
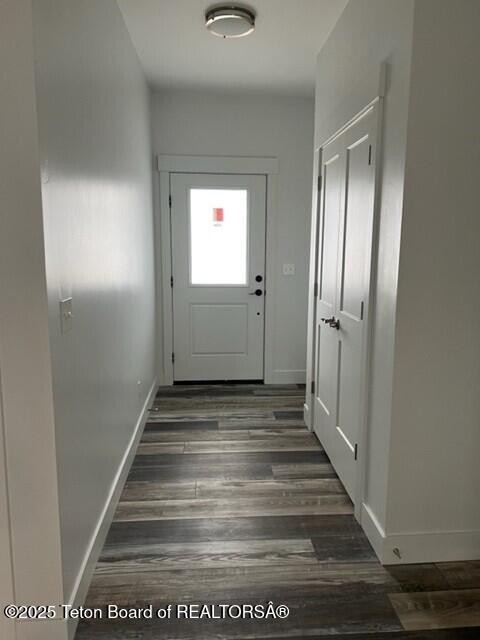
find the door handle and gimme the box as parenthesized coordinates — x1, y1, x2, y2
(321, 316, 340, 330)
(249, 289, 263, 296)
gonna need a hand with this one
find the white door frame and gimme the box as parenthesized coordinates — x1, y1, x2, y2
(304, 99, 384, 521)
(303, 149, 322, 431)
(155, 155, 279, 385)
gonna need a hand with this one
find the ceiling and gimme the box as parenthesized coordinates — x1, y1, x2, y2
(117, 0, 348, 96)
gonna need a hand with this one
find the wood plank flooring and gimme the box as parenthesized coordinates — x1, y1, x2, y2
(76, 383, 480, 639)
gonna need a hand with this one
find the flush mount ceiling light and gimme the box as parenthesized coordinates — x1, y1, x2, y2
(205, 5, 255, 39)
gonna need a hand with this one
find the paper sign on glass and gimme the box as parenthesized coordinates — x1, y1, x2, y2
(213, 207, 224, 224)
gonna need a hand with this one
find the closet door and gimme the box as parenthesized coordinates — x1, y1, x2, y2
(313, 135, 344, 475)
(313, 108, 377, 500)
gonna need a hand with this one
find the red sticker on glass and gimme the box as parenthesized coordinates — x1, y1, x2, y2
(213, 207, 224, 222)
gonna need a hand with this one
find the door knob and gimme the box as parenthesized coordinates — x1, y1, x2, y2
(321, 316, 340, 329)
(255, 275, 263, 283)
(249, 289, 263, 296)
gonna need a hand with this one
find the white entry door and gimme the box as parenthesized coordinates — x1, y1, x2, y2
(171, 173, 266, 381)
(313, 108, 377, 500)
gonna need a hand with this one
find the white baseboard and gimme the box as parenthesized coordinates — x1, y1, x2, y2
(66, 378, 157, 639)
(265, 369, 306, 384)
(361, 503, 386, 561)
(382, 529, 480, 565)
(361, 502, 480, 565)
(303, 401, 312, 431)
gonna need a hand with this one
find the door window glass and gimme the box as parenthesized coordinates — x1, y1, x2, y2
(189, 188, 248, 285)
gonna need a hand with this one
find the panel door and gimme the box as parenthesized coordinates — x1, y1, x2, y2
(171, 173, 266, 381)
(313, 108, 376, 500)
(313, 136, 344, 459)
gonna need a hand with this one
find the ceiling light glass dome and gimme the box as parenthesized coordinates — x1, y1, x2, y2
(205, 5, 256, 38)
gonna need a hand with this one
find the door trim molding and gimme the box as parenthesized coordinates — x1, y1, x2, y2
(304, 149, 322, 432)
(354, 99, 384, 523)
(157, 154, 279, 175)
(156, 155, 279, 385)
(305, 100, 384, 522)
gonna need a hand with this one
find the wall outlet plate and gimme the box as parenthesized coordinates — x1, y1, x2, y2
(59, 297, 73, 334)
(282, 263, 295, 275)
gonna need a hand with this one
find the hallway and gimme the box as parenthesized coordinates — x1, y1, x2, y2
(77, 385, 480, 639)
(2, 4, 480, 639)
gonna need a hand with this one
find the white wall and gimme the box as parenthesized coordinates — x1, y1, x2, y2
(151, 90, 314, 384)
(313, 0, 415, 532)
(312, 0, 480, 563)
(31, 0, 156, 603)
(0, 2, 65, 638)
(386, 0, 480, 557)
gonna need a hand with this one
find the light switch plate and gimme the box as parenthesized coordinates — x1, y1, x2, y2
(59, 297, 73, 333)
(282, 263, 295, 275)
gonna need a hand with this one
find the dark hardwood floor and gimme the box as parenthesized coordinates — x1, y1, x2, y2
(76, 384, 480, 639)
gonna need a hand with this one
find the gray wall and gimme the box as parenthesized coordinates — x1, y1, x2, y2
(0, 2, 65, 638)
(32, 0, 156, 600)
(151, 89, 314, 383)
(313, 0, 480, 562)
(388, 0, 480, 538)
(314, 0, 415, 531)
